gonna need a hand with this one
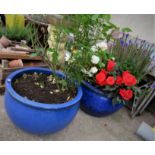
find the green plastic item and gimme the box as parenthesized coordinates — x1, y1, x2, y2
(5, 14, 25, 29)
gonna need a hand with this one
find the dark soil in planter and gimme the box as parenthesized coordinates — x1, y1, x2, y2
(12, 73, 76, 104)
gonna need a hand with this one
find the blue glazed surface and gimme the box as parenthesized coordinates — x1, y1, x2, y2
(81, 81, 123, 117)
(4, 67, 82, 135)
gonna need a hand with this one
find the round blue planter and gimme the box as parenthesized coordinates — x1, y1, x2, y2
(80, 81, 123, 117)
(4, 67, 82, 135)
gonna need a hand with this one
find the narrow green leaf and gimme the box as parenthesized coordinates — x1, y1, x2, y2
(103, 14, 111, 22)
(91, 14, 99, 21)
(122, 27, 132, 32)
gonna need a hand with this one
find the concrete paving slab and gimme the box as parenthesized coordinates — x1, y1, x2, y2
(0, 95, 154, 141)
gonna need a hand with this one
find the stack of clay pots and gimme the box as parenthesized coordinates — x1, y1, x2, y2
(0, 36, 24, 68)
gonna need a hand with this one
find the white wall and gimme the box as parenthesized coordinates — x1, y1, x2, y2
(111, 15, 155, 76)
(111, 14, 154, 43)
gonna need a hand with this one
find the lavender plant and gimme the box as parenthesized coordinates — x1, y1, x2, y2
(109, 34, 155, 82)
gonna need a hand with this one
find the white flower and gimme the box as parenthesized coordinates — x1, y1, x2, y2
(111, 57, 115, 61)
(81, 68, 87, 74)
(91, 55, 100, 64)
(47, 25, 52, 33)
(91, 41, 108, 52)
(79, 27, 83, 32)
(81, 68, 93, 77)
(69, 57, 75, 64)
(89, 67, 98, 74)
(69, 33, 74, 38)
(91, 45, 98, 52)
(68, 33, 75, 42)
(47, 25, 56, 48)
(65, 51, 71, 61)
(88, 72, 93, 77)
(96, 41, 108, 51)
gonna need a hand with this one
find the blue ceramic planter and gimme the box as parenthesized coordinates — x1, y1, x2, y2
(4, 67, 82, 135)
(80, 82, 123, 117)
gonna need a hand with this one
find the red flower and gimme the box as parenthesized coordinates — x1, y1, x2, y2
(96, 70, 106, 86)
(107, 60, 116, 72)
(106, 76, 115, 86)
(119, 89, 133, 101)
(116, 76, 123, 85)
(101, 69, 108, 76)
(122, 71, 137, 86)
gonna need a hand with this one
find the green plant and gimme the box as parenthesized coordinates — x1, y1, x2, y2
(42, 29, 83, 91)
(0, 23, 34, 42)
(36, 15, 132, 92)
(72, 46, 139, 105)
(43, 15, 120, 91)
(62, 15, 118, 50)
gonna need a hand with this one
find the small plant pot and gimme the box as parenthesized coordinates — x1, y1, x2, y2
(4, 67, 82, 135)
(80, 81, 123, 117)
(0, 36, 11, 48)
(9, 59, 24, 68)
(0, 43, 4, 49)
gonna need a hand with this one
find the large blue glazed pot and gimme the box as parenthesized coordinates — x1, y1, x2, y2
(80, 81, 123, 117)
(4, 67, 82, 135)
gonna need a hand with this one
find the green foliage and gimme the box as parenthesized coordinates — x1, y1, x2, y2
(0, 23, 34, 42)
(122, 27, 132, 33)
(48, 48, 58, 64)
(40, 14, 118, 91)
(38, 15, 132, 92)
(62, 14, 118, 51)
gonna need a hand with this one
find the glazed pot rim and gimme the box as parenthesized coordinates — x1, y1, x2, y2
(82, 81, 124, 106)
(5, 67, 82, 110)
(82, 81, 107, 96)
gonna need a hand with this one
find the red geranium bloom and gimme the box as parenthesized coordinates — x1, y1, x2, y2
(106, 76, 115, 86)
(119, 89, 133, 101)
(116, 76, 123, 85)
(122, 71, 137, 86)
(107, 60, 116, 72)
(96, 70, 106, 86)
(101, 69, 108, 76)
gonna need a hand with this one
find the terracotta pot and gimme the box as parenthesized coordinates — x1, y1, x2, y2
(9, 59, 23, 68)
(0, 43, 4, 49)
(0, 36, 11, 48)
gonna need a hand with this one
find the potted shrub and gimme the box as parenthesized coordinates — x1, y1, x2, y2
(4, 16, 83, 135)
(52, 14, 132, 117)
(79, 34, 155, 117)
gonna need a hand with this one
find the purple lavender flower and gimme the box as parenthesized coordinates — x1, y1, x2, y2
(112, 30, 123, 39)
(125, 34, 129, 39)
(151, 82, 155, 89)
(129, 40, 132, 45)
(120, 39, 129, 47)
(120, 39, 125, 46)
